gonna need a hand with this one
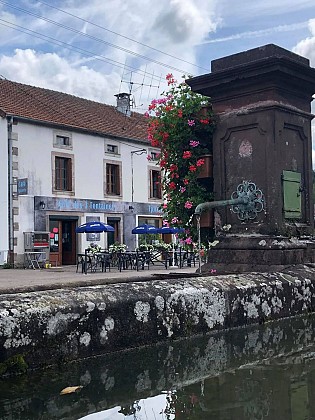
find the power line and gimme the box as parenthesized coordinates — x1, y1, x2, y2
(36, 0, 209, 72)
(0, 0, 203, 75)
(0, 18, 166, 83)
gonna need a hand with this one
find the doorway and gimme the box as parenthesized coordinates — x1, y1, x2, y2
(107, 218, 120, 247)
(49, 217, 77, 265)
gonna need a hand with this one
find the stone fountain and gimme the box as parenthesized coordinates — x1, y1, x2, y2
(187, 44, 315, 273)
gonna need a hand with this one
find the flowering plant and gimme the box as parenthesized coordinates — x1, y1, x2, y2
(146, 74, 215, 244)
(87, 242, 102, 253)
(153, 241, 173, 252)
(137, 243, 154, 252)
(109, 242, 127, 253)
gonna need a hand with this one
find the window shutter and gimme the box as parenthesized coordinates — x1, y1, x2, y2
(282, 170, 302, 219)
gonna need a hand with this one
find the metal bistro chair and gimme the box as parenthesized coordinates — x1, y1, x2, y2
(76, 252, 93, 273)
(135, 250, 151, 271)
(115, 251, 136, 271)
(99, 252, 112, 272)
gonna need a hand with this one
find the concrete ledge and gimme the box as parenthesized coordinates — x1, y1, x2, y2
(0, 265, 314, 371)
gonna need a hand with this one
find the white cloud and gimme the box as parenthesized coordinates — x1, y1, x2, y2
(0, 0, 220, 108)
(293, 19, 315, 168)
(293, 19, 315, 65)
(202, 21, 309, 44)
(0, 49, 121, 104)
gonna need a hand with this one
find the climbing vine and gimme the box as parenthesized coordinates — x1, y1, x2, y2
(146, 74, 215, 246)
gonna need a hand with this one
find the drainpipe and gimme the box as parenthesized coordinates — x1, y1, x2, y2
(7, 116, 14, 265)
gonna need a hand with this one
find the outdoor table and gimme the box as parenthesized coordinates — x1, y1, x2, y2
(24, 251, 47, 269)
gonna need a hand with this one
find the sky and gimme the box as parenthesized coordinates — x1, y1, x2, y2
(0, 0, 315, 151)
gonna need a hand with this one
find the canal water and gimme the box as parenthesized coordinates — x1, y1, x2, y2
(1, 314, 315, 420)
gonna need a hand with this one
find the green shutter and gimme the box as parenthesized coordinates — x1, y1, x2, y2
(282, 171, 302, 219)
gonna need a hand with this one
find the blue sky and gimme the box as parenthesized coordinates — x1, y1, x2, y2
(0, 0, 314, 111)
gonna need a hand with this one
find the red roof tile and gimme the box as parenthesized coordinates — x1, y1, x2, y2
(0, 79, 148, 142)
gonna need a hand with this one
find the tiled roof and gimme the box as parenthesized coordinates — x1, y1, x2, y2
(0, 79, 148, 142)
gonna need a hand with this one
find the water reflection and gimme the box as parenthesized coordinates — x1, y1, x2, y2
(1, 315, 315, 419)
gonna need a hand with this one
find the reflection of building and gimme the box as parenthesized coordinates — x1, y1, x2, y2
(165, 365, 315, 420)
(0, 80, 162, 266)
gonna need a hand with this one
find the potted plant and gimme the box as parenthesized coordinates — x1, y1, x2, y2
(108, 242, 127, 253)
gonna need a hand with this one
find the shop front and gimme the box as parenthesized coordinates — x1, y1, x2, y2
(34, 197, 162, 266)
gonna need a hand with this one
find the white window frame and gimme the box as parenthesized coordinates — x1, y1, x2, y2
(53, 131, 73, 150)
(148, 166, 162, 200)
(105, 140, 120, 156)
(104, 159, 122, 198)
(51, 151, 75, 195)
(148, 148, 159, 161)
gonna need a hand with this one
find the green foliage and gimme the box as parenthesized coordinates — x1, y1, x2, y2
(147, 74, 215, 245)
(0, 354, 28, 376)
(1, 262, 13, 269)
(108, 242, 127, 253)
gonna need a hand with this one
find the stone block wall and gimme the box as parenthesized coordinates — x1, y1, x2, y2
(0, 266, 314, 371)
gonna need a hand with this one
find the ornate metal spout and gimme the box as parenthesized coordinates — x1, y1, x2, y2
(194, 181, 264, 222)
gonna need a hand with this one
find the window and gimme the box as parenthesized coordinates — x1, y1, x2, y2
(53, 155, 73, 192)
(150, 169, 162, 199)
(105, 162, 121, 196)
(53, 131, 72, 149)
(107, 144, 119, 154)
(148, 150, 159, 161)
(105, 140, 120, 155)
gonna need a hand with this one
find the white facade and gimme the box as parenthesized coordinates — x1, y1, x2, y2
(2, 117, 162, 266)
(0, 117, 8, 264)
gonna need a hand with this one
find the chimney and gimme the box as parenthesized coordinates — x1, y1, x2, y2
(115, 93, 131, 117)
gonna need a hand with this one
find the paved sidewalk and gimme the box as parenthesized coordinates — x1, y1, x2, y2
(0, 264, 200, 294)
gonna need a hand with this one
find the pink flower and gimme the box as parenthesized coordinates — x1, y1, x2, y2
(184, 201, 193, 209)
(162, 203, 168, 209)
(183, 179, 189, 185)
(196, 159, 205, 167)
(189, 165, 197, 172)
(180, 186, 186, 193)
(171, 217, 178, 224)
(163, 220, 170, 227)
(183, 150, 192, 159)
(146, 155, 152, 161)
(166, 73, 176, 85)
(189, 140, 199, 147)
(210, 269, 217, 274)
(185, 237, 193, 244)
(187, 119, 195, 126)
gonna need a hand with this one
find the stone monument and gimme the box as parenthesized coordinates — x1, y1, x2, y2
(187, 44, 315, 272)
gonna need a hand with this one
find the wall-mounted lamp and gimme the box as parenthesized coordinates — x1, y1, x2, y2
(39, 200, 46, 210)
